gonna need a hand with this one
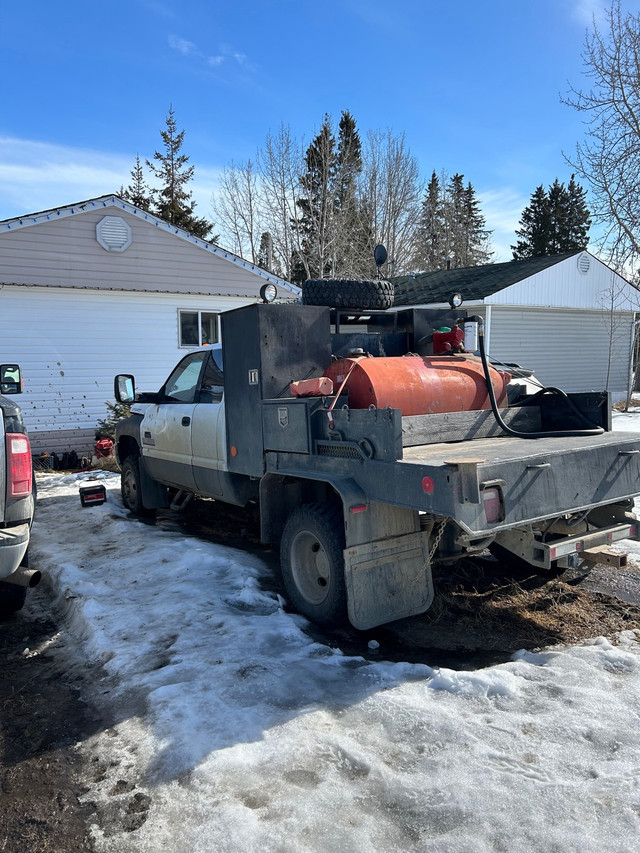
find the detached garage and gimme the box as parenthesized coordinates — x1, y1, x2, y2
(393, 252, 638, 399)
(0, 195, 299, 455)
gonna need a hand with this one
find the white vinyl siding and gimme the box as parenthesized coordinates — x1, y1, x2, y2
(487, 307, 633, 396)
(0, 207, 293, 298)
(0, 198, 300, 453)
(0, 286, 248, 452)
(484, 252, 637, 311)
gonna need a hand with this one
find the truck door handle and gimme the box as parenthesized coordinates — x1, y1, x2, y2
(181, 416, 191, 426)
(619, 449, 640, 456)
(526, 462, 550, 470)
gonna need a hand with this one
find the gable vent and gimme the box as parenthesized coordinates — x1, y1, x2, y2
(577, 253, 591, 274)
(96, 216, 132, 252)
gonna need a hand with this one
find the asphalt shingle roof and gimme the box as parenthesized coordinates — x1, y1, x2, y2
(392, 253, 580, 306)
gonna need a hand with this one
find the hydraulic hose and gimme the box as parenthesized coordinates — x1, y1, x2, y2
(470, 316, 605, 439)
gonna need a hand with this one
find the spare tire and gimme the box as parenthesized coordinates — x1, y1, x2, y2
(302, 278, 394, 310)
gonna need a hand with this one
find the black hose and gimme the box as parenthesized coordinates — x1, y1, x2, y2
(476, 323, 604, 439)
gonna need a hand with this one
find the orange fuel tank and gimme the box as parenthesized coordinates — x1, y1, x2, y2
(323, 355, 511, 416)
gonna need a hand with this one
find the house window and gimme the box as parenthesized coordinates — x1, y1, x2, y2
(179, 310, 220, 347)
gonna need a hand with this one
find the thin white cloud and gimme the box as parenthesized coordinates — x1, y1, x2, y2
(480, 187, 526, 233)
(189, 166, 224, 221)
(0, 137, 131, 218)
(0, 137, 220, 223)
(168, 35, 199, 56)
(169, 36, 253, 72)
(478, 186, 528, 262)
(134, 0, 174, 18)
(569, 0, 608, 27)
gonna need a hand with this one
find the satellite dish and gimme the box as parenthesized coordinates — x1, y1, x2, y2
(374, 244, 388, 268)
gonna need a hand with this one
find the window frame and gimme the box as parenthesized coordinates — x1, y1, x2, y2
(178, 309, 221, 348)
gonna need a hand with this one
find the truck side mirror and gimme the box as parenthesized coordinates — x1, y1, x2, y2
(114, 374, 135, 404)
(0, 364, 22, 394)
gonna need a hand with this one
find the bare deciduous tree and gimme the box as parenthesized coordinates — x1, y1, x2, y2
(212, 160, 261, 261)
(563, 1, 640, 266)
(257, 125, 305, 281)
(361, 129, 423, 276)
(213, 120, 423, 280)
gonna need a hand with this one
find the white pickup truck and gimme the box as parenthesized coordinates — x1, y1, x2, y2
(114, 294, 640, 631)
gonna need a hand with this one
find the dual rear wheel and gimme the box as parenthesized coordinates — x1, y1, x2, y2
(280, 503, 347, 627)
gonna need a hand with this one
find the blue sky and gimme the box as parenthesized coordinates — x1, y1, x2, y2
(0, 0, 628, 261)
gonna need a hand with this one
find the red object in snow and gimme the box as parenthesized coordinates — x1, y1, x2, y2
(95, 437, 114, 458)
(79, 483, 107, 507)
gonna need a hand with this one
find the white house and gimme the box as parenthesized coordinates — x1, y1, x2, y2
(0, 195, 300, 456)
(393, 251, 638, 399)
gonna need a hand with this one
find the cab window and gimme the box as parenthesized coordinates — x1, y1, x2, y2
(162, 352, 207, 403)
(199, 351, 224, 403)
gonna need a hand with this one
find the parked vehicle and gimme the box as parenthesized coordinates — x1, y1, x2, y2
(0, 364, 39, 616)
(114, 284, 640, 630)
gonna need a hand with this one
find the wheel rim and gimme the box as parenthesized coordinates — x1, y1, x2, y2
(122, 468, 138, 508)
(289, 529, 331, 606)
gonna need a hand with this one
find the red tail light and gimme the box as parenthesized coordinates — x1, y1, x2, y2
(6, 433, 32, 498)
(482, 486, 503, 524)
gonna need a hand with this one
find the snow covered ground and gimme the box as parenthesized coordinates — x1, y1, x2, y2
(28, 413, 640, 852)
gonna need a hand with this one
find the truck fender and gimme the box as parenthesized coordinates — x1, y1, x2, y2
(118, 435, 169, 511)
(259, 472, 366, 544)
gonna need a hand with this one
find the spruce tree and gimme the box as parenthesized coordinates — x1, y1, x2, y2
(413, 171, 491, 270)
(443, 173, 467, 266)
(147, 105, 214, 239)
(414, 170, 445, 270)
(291, 115, 337, 282)
(512, 178, 590, 259)
(512, 185, 551, 259)
(120, 154, 152, 211)
(546, 178, 569, 254)
(564, 174, 592, 251)
(461, 180, 493, 266)
(333, 110, 367, 276)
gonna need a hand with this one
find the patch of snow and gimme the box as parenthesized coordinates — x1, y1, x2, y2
(30, 419, 640, 850)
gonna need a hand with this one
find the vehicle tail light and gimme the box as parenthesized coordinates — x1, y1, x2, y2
(482, 487, 502, 524)
(6, 433, 32, 498)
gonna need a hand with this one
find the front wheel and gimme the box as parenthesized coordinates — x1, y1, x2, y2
(280, 503, 347, 627)
(120, 457, 154, 517)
